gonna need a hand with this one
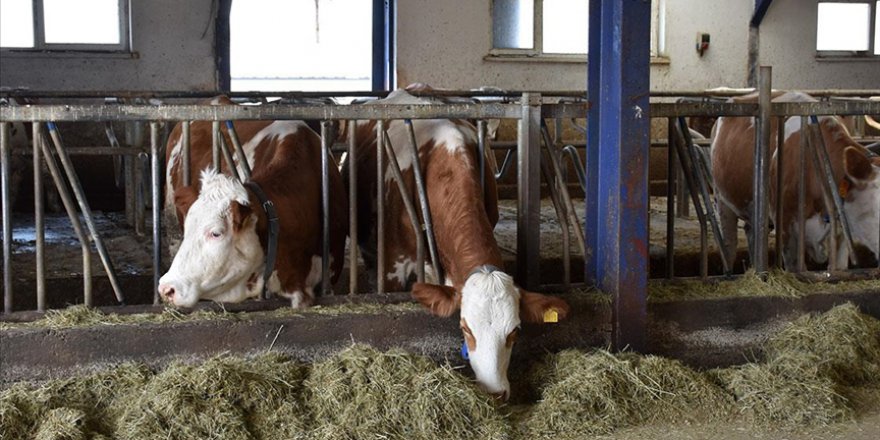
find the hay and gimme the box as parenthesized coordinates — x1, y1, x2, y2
(305, 344, 509, 440)
(764, 302, 880, 386)
(115, 353, 310, 440)
(648, 269, 880, 302)
(33, 407, 89, 440)
(524, 349, 732, 437)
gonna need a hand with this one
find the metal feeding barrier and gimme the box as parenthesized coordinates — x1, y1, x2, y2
(1, 83, 879, 315)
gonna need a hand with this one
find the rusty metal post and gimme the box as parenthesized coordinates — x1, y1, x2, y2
(1, 123, 12, 313)
(751, 66, 772, 273)
(348, 120, 358, 294)
(517, 93, 542, 289)
(33, 122, 46, 311)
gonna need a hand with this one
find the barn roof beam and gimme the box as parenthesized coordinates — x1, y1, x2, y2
(751, 0, 775, 27)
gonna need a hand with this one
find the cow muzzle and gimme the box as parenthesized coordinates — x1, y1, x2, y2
(157, 282, 177, 303)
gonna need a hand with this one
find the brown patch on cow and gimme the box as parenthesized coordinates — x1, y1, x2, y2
(230, 201, 253, 232)
(460, 318, 477, 351)
(519, 290, 570, 324)
(505, 328, 518, 348)
(844, 146, 875, 184)
(412, 282, 459, 317)
(173, 185, 199, 225)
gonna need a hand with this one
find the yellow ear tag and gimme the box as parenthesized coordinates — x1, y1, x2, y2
(543, 309, 559, 323)
(838, 179, 850, 199)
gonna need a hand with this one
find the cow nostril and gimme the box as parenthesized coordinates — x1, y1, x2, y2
(158, 284, 176, 300)
(492, 390, 509, 401)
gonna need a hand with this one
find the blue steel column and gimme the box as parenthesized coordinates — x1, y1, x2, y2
(585, 0, 602, 284)
(586, 0, 650, 352)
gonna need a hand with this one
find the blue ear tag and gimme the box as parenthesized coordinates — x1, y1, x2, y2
(461, 341, 470, 361)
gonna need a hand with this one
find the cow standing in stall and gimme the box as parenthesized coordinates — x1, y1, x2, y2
(158, 97, 347, 308)
(712, 91, 880, 270)
(344, 88, 569, 399)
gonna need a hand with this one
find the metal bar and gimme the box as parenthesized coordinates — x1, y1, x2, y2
(9, 146, 148, 156)
(135, 153, 146, 235)
(212, 121, 221, 171)
(809, 115, 859, 267)
(382, 130, 426, 283)
(541, 122, 586, 258)
(553, 117, 571, 290)
(37, 131, 93, 307)
(805, 125, 841, 270)
(104, 122, 124, 188)
(670, 119, 712, 279)
(124, 154, 136, 227)
(225, 121, 251, 181)
(404, 119, 443, 282)
(182, 121, 192, 186)
(797, 117, 807, 272)
(494, 149, 514, 180)
(477, 120, 487, 199)
(561, 145, 587, 192)
(320, 122, 332, 295)
(348, 120, 358, 295)
(150, 123, 161, 303)
(517, 93, 542, 289)
(1, 123, 12, 313)
(217, 131, 241, 182)
(33, 123, 45, 311)
(376, 120, 385, 295)
(540, 148, 571, 289)
(45, 122, 125, 304)
(775, 116, 784, 268)
(666, 118, 676, 279)
(678, 118, 731, 274)
(751, 66, 772, 273)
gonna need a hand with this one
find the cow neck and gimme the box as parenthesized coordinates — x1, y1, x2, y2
(243, 180, 279, 300)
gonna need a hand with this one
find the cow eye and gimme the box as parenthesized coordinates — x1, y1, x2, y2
(209, 230, 223, 239)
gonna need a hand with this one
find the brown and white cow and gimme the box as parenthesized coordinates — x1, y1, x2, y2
(712, 91, 880, 270)
(343, 88, 569, 399)
(158, 97, 347, 308)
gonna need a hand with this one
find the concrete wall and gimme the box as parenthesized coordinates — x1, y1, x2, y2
(396, 0, 878, 91)
(0, 0, 218, 91)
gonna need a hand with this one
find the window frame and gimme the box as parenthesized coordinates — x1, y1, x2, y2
(815, 0, 879, 59)
(1, 0, 131, 53)
(487, 0, 665, 61)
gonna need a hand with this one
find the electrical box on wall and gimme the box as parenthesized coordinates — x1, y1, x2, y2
(696, 33, 710, 57)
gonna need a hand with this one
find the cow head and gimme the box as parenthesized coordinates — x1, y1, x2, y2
(842, 147, 880, 261)
(158, 170, 263, 307)
(412, 269, 569, 400)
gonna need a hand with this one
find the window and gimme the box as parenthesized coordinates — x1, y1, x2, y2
(230, 0, 372, 92)
(0, 0, 130, 51)
(816, 1, 879, 56)
(490, 0, 665, 59)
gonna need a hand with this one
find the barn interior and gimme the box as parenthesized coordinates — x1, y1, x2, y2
(2, 1, 880, 439)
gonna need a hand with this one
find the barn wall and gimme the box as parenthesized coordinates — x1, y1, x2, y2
(760, 0, 880, 89)
(395, 0, 878, 92)
(0, 0, 217, 91)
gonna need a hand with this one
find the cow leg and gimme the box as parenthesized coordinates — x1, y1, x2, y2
(717, 200, 740, 271)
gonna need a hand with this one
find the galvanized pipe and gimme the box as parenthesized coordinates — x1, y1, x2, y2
(806, 127, 841, 270)
(150, 122, 162, 303)
(540, 123, 586, 258)
(376, 120, 385, 295)
(494, 149, 514, 180)
(1, 122, 13, 313)
(670, 120, 711, 279)
(404, 119, 443, 282)
(775, 117, 785, 268)
(561, 145, 587, 193)
(539, 148, 571, 289)
(37, 131, 93, 306)
(217, 132, 241, 182)
(225, 121, 252, 180)
(477, 120, 487, 198)
(797, 117, 807, 272)
(382, 130, 426, 283)
(212, 121, 221, 171)
(751, 66, 772, 273)
(320, 121, 332, 295)
(665, 118, 676, 279)
(124, 154, 136, 227)
(33, 122, 46, 311)
(46, 122, 125, 304)
(347, 120, 358, 294)
(135, 153, 146, 235)
(182, 121, 192, 186)
(808, 116, 859, 267)
(552, 117, 571, 289)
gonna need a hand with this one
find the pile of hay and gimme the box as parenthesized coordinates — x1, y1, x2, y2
(305, 344, 509, 440)
(524, 349, 733, 437)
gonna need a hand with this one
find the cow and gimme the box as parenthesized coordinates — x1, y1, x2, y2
(712, 91, 880, 270)
(158, 97, 347, 308)
(342, 87, 569, 399)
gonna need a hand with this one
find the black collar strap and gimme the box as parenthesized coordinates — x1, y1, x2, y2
(243, 181, 279, 300)
(467, 264, 503, 279)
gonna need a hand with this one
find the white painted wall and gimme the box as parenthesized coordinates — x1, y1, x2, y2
(396, 0, 879, 91)
(0, 0, 217, 91)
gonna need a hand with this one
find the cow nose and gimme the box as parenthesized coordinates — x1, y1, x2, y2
(158, 283, 176, 301)
(491, 390, 509, 402)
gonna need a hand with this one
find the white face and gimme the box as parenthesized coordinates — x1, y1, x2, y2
(846, 163, 880, 261)
(158, 171, 263, 307)
(459, 271, 520, 400)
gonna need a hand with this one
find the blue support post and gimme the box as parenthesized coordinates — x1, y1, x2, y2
(585, 0, 602, 285)
(586, 0, 650, 352)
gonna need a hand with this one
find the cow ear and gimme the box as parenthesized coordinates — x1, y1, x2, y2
(230, 201, 253, 231)
(412, 283, 459, 317)
(173, 185, 199, 224)
(844, 147, 874, 183)
(519, 290, 570, 324)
